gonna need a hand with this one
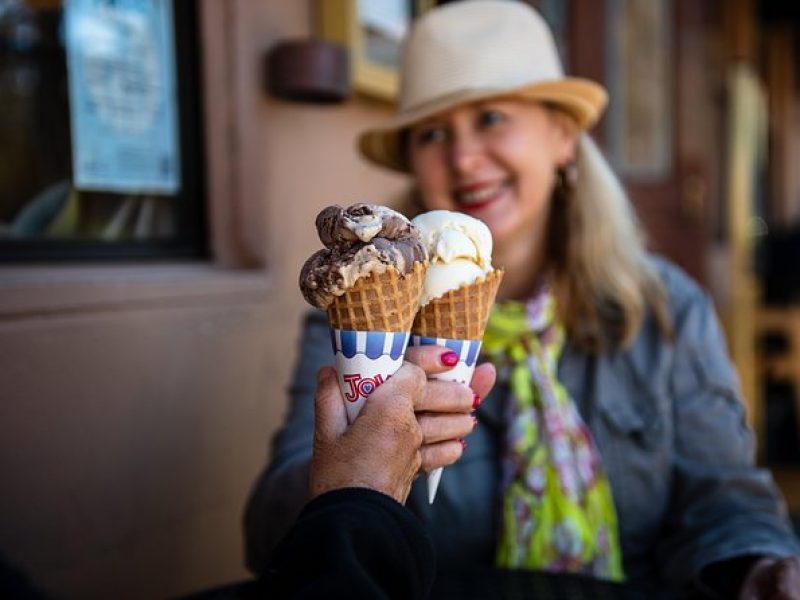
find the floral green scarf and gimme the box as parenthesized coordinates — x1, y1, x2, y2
(484, 287, 624, 581)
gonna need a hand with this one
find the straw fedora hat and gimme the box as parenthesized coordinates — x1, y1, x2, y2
(358, 0, 608, 172)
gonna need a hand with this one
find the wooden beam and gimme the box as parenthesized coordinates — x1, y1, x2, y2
(723, 0, 756, 62)
(569, 0, 607, 145)
(765, 26, 799, 226)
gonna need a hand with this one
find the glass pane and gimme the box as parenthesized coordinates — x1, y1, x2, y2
(0, 0, 203, 259)
(359, 0, 409, 69)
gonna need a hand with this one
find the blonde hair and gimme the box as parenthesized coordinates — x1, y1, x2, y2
(550, 135, 671, 351)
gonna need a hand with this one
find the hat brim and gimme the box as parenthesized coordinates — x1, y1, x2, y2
(358, 78, 607, 173)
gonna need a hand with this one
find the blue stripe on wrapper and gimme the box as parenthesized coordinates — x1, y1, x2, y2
(409, 335, 482, 367)
(445, 339, 463, 355)
(465, 339, 481, 366)
(332, 330, 410, 360)
(340, 330, 358, 358)
(390, 333, 407, 360)
(365, 332, 385, 359)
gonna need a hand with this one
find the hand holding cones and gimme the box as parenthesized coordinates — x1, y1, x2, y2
(299, 203, 500, 505)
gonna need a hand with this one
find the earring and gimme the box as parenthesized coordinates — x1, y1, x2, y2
(556, 162, 578, 193)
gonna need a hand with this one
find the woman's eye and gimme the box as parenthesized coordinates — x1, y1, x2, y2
(415, 127, 446, 146)
(478, 110, 505, 127)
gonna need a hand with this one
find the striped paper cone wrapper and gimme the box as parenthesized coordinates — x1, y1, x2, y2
(409, 335, 482, 503)
(331, 329, 411, 423)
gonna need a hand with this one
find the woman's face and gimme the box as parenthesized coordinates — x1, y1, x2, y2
(408, 100, 577, 257)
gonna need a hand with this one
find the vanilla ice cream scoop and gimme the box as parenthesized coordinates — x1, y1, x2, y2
(411, 210, 494, 305)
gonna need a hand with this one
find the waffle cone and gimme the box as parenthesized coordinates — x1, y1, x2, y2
(412, 269, 504, 340)
(326, 261, 427, 331)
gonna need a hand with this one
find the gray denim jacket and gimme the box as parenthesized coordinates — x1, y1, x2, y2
(244, 257, 799, 593)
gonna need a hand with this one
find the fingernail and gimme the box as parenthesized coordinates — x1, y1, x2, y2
(472, 415, 478, 429)
(440, 351, 459, 367)
(459, 439, 467, 449)
(472, 392, 481, 410)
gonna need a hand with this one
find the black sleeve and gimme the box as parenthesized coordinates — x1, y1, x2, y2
(262, 488, 436, 600)
(0, 552, 48, 600)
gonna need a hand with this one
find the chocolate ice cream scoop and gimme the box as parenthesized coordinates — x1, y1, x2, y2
(316, 203, 417, 246)
(300, 203, 428, 309)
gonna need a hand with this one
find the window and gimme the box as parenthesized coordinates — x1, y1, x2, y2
(0, 0, 205, 261)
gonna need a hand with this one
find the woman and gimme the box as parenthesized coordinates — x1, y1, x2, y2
(246, 2, 800, 597)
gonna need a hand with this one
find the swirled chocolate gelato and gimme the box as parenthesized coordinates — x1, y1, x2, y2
(299, 203, 428, 309)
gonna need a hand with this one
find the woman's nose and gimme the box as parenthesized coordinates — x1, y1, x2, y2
(448, 131, 485, 174)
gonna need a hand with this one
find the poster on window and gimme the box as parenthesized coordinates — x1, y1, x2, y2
(65, 0, 180, 194)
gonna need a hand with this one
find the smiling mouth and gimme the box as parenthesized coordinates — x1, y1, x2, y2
(455, 182, 508, 211)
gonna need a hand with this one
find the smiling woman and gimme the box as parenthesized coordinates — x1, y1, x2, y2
(406, 101, 577, 298)
(246, 2, 800, 597)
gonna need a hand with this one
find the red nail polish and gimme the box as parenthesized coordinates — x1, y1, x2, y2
(440, 351, 459, 367)
(472, 392, 481, 410)
(459, 439, 467, 449)
(472, 415, 478, 429)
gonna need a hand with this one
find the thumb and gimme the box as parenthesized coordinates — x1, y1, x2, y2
(314, 367, 349, 442)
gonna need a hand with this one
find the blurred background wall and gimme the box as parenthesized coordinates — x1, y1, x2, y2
(0, 0, 799, 598)
(0, 1, 408, 597)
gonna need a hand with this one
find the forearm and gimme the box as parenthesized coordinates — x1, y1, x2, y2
(656, 415, 800, 587)
(658, 499, 800, 590)
(659, 286, 800, 587)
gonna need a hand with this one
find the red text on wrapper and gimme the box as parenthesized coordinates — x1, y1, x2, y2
(342, 373, 391, 402)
